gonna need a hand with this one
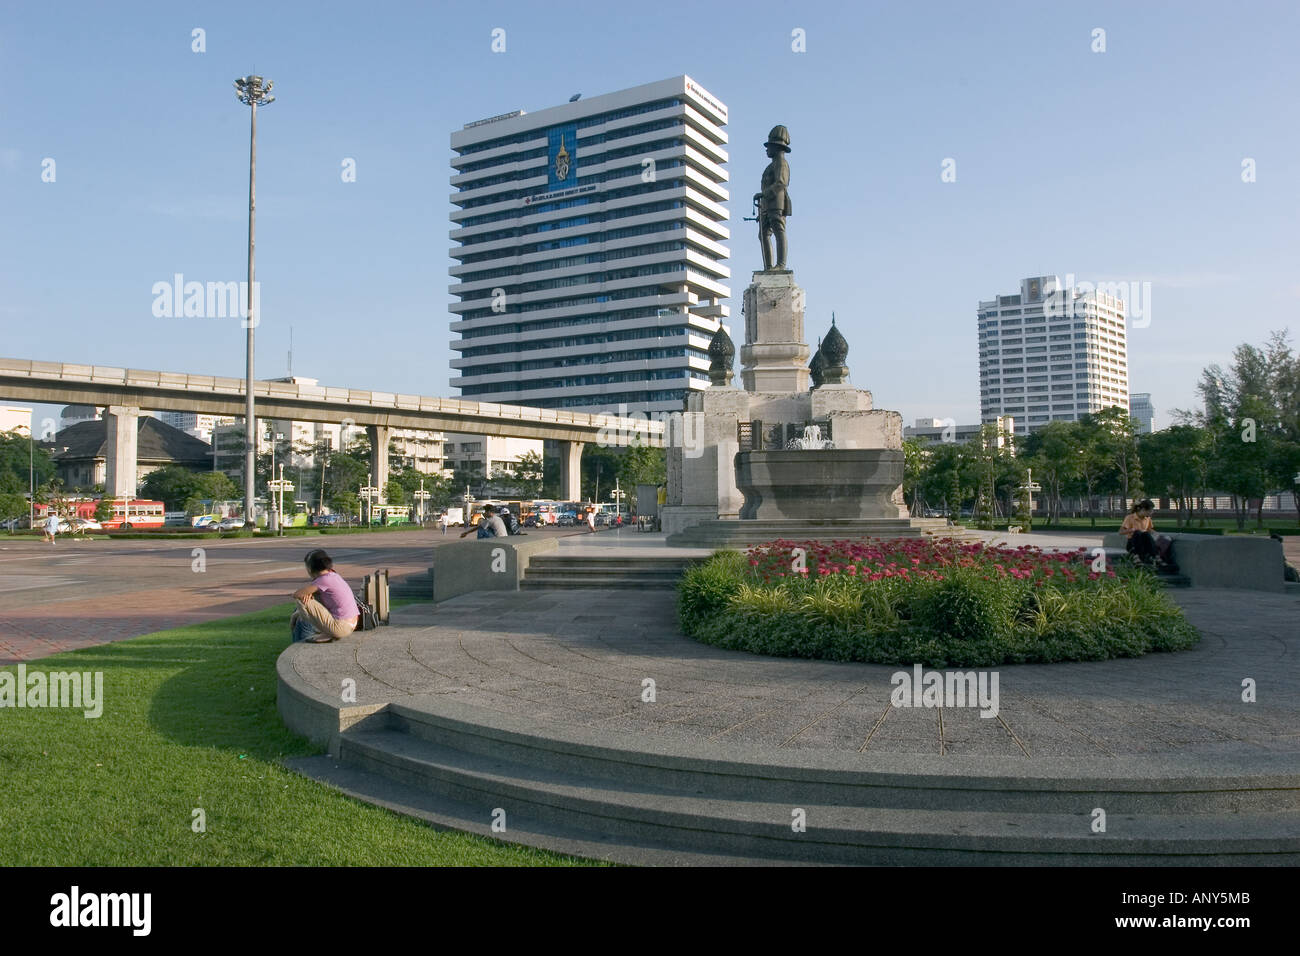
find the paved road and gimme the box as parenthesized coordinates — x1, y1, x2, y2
(0, 527, 568, 663)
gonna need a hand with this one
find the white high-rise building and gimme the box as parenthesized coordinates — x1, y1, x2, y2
(448, 75, 731, 414)
(155, 411, 236, 444)
(978, 276, 1129, 436)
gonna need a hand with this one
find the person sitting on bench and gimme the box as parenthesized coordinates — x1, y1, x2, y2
(290, 549, 360, 643)
(1119, 499, 1176, 570)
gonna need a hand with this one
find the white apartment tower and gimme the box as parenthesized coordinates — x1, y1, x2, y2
(978, 276, 1129, 436)
(448, 76, 731, 414)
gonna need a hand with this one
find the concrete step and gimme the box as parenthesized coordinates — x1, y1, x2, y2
(286, 754, 807, 867)
(386, 702, 1300, 815)
(321, 724, 1300, 865)
(521, 555, 707, 590)
(521, 577, 680, 590)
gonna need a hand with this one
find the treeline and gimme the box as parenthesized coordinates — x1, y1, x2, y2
(906, 331, 1300, 530)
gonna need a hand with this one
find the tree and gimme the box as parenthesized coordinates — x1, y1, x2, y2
(581, 445, 623, 503)
(1021, 421, 1078, 526)
(0, 431, 54, 492)
(322, 452, 368, 516)
(901, 438, 928, 514)
(0, 469, 26, 525)
(1093, 406, 1145, 508)
(139, 466, 238, 510)
(1140, 425, 1210, 526)
(502, 450, 545, 500)
(1180, 330, 1300, 529)
(94, 495, 115, 521)
(915, 442, 966, 521)
(1206, 398, 1275, 530)
(617, 445, 665, 512)
(1068, 415, 1111, 526)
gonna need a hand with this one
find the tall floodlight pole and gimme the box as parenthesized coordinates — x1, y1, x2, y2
(234, 74, 275, 527)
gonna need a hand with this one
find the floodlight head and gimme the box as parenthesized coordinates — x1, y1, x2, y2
(234, 74, 275, 106)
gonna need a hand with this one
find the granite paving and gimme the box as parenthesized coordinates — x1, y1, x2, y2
(287, 585, 1300, 759)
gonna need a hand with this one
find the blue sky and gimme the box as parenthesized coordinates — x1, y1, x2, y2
(3, 0, 1298, 432)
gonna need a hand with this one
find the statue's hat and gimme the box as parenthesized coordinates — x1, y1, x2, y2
(764, 125, 791, 152)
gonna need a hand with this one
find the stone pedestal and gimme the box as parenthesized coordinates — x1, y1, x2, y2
(664, 266, 912, 539)
(741, 272, 809, 392)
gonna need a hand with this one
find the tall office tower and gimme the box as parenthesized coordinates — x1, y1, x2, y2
(1129, 392, 1154, 434)
(449, 75, 731, 414)
(977, 276, 1130, 437)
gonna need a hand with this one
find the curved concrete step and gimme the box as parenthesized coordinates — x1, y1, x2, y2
(323, 726, 1300, 865)
(386, 702, 1300, 815)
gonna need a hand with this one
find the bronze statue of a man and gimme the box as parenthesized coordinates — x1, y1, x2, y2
(754, 125, 792, 270)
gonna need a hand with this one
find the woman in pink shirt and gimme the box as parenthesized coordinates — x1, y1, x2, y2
(290, 549, 360, 643)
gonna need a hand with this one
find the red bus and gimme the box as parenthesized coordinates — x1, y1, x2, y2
(34, 498, 163, 530)
(101, 499, 165, 530)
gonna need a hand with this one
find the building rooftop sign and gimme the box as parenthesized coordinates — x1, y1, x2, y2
(464, 109, 525, 130)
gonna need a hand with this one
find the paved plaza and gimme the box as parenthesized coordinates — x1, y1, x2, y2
(0, 528, 504, 662)
(284, 531, 1300, 764)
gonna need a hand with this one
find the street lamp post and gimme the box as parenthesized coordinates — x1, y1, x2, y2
(268, 466, 294, 537)
(360, 485, 379, 527)
(413, 478, 431, 525)
(234, 74, 275, 529)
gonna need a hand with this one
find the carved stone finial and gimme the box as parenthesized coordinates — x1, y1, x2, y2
(821, 316, 849, 384)
(707, 325, 735, 386)
(809, 336, 826, 390)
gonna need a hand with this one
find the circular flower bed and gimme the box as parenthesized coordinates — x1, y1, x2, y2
(678, 538, 1200, 667)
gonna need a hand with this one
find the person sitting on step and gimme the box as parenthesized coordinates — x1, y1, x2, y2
(290, 549, 360, 644)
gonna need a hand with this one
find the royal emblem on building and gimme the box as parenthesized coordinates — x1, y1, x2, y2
(554, 134, 571, 181)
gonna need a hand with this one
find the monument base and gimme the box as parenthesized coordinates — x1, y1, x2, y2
(736, 449, 903, 520)
(665, 517, 977, 549)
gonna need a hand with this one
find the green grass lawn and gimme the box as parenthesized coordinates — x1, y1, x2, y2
(0, 605, 598, 866)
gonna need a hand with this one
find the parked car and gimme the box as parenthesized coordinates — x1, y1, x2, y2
(69, 517, 103, 532)
(217, 516, 247, 531)
(557, 512, 576, 527)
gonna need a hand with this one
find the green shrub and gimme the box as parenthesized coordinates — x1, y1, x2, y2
(677, 550, 747, 634)
(678, 543, 1200, 666)
(909, 569, 1020, 643)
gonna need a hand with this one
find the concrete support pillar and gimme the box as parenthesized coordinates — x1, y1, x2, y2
(558, 440, 584, 501)
(103, 405, 140, 497)
(367, 424, 390, 499)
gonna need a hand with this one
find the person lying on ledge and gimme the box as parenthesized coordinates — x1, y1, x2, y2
(1119, 499, 1177, 571)
(290, 549, 360, 643)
